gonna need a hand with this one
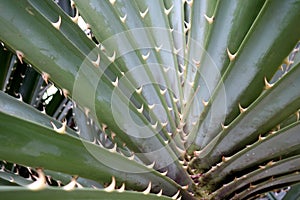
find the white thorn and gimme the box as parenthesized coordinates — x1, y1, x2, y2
(92, 54, 100, 67)
(118, 183, 125, 192)
(238, 103, 247, 113)
(174, 47, 182, 54)
(111, 132, 116, 140)
(194, 151, 202, 157)
(112, 77, 119, 87)
(148, 104, 155, 109)
(181, 185, 189, 190)
(51, 120, 67, 134)
(227, 48, 237, 61)
(52, 16, 62, 30)
(136, 86, 143, 94)
(172, 190, 180, 199)
(70, 0, 75, 7)
(151, 121, 158, 129)
(221, 123, 228, 130)
(264, 77, 274, 90)
(109, 0, 116, 5)
(173, 97, 179, 103)
(258, 134, 266, 141)
(176, 146, 186, 155)
(100, 44, 106, 51)
(71, 8, 79, 23)
(178, 113, 183, 120)
(283, 57, 291, 65)
(143, 182, 152, 195)
(87, 33, 92, 40)
(120, 14, 127, 23)
(188, 81, 194, 87)
(76, 182, 83, 189)
(17, 93, 23, 101)
(160, 88, 167, 95)
(9, 176, 14, 182)
(63, 177, 77, 191)
(202, 99, 208, 107)
(104, 177, 116, 192)
(42, 72, 50, 84)
(16, 50, 24, 64)
(101, 124, 107, 133)
(168, 107, 173, 111)
(157, 189, 163, 196)
(178, 71, 184, 77)
(84, 107, 90, 117)
(107, 51, 116, 62)
(155, 44, 163, 52)
(161, 121, 168, 127)
(178, 160, 185, 165)
(128, 154, 135, 160)
(26, 169, 46, 191)
(161, 170, 168, 176)
(163, 67, 170, 72)
(140, 7, 149, 18)
(147, 161, 155, 169)
(164, 4, 174, 15)
(137, 104, 144, 113)
(142, 51, 150, 60)
(62, 88, 69, 98)
(186, 0, 193, 6)
(109, 143, 117, 153)
(204, 14, 214, 24)
(192, 58, 200, 67)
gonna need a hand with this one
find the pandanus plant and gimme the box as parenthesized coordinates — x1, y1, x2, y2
(0, 0, 300, 199)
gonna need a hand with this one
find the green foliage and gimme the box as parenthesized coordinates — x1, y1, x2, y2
(0, 0, 300, 199)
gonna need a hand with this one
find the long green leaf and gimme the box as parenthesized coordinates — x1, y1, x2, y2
(234, 173, 300, 200)
(0, 0, 194, 186)
(0, 187, 172, 200)
(184, 0, 265, 147)
(188, 0, 300, 151)
(201, 121, 300, 187)
(211, 155, 300, 199)
(193, 61, 300, 170)
(0, 92, 191, 198)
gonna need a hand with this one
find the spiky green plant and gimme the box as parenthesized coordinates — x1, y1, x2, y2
(0, 0, 300, 199)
